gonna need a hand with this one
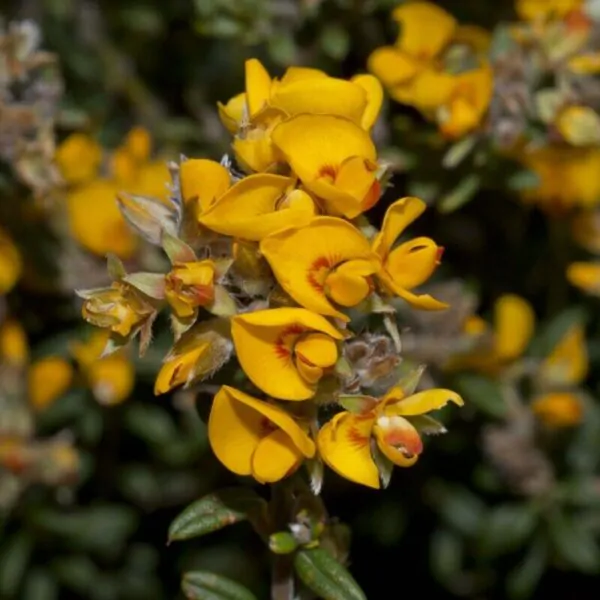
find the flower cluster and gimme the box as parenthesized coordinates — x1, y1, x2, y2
(78, 58, 463, 489)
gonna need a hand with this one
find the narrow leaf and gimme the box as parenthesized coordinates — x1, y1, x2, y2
(106, 253, 126, 280)
(438, 174, 481, 213)
(123, 272, 166, 299)
(294, 548, 366, 600)
(162, 232, 196, 264)
(182, 571, 257, 600)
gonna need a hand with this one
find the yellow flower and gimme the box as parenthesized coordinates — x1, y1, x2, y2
(80, 282, 154, 338)
(516, 0, 582, 21)
(231, 307, 344, 401)
(447, 294, 535, 374)
(0, 320, 28, 366)
(208, 385, 315, 483)
(539, 323, 588, 386)
(67, 180, 138, 258)
(198, 174, 316, 241)
(571, 210, 600, 253)
(71, 330, 134, 406)
(155, 321, 233, 395)
(0, 227, 22, 294)
(437, 64, 493, 139)
(55, 133, 102, 185)
(271, 114, 380, 218)
(165, 260, 216, 319)
(520, 145, 600, 211)
(260, 217, 381, 321)
(567, 261, 600, 295)
(372, 197, 446, 310)
(28, 357, 73, 411)
(532, 392, 583, 427)
(556, 105, 600, 146)
(179, 159, 231, 213)
(318, 386, 463, 488)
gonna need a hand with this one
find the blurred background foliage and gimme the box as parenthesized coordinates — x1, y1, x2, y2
(2, 0, 600, 598)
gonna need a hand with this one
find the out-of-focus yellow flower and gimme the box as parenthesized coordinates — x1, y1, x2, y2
(55, 133, 103, 185)
(520, 145, 600, 211)
(0, 320, 28, 366)
(539, 323, 588, 386)
(80, 282, 154, 338)
(71, 330, 134, 406)
(272, 114, 380, 218)
(231, 308, 343, 401)
(219, 59, 382, 173)
(447, 294, 535, 374)
(198, 174, 316, 241)
(556, 105, 600, 146)
(516, 0, 582, 21)
(165, 260, 216, 320)
(28, 356, 73, 411)
(567, 261, 600, 295)
(372, 197, 446, 310)
(531, 392, 583, 427)
(438, 65, 494, 139)
(318, 385, 463, 489)
(208, 385, 315, 484)
(0, 227, 22, 294)
(367, 2, 491, 134)
(260, 217, 381, 321)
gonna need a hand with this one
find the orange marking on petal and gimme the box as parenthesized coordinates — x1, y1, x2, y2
(260, 416, 278, 435)
(436, 247, 445, 264)
(319, 164, 338, 182)
(362, 179, 381, 212)
(274, 324, 306, 359)
(307, 256, 332, 292)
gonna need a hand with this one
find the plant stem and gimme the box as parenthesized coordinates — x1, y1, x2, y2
(270, 482, 295, 600)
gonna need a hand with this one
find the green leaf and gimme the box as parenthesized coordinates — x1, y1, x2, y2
(294, 548, 366, 600)
(452, 373, 507, 419)
(438, 174, 481, 213)
(21, 568, 58, 600)
(269, 532, 299, 555)
(430, 529, 463, 585)
(0, 532, 32, 597)
(337, 395, 377, 414)
(168, 488, 267, 542)
(506, 537, 548, 600)
(478, 504, 538, 557)
(507, 169, 541, 192)
(182, 571, 257, 600)
(122, 272, 166, 299)
(442, 136, 477, 169)
(320, 25, 350, 60)
(427, 482, 485, 536)
(549, 513, 600, 573)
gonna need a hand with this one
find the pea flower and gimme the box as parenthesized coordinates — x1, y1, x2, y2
(0, 320, 28, 367)
(531, 392, 583, 427)
(71, 330, 134, 406)
(55, 133, 102, 185)
(372, 197, 447, 310)
(0, 227, 22, 294)
(232, 308, 344, 401)
(208, 386, 315, 484)
(178, 158, 231, 215)
(318, 384, 463, 489)
(538, 323, 588, 387)
(198, 174, 316, 240)
(516, 0, 582, 21)
(28, 357, 73, 411)
(260, 217, 381, 321)
(567, 261, 600, 295)
(271, 114, 380, 218)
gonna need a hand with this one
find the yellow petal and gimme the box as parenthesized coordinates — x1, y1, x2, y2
(246, 58, 272, 116)
(516, 0, 582, 21)
(180, 159, 231, 212)
(218, 93, 247, 133)
(55, 133, 102, 185)
(406, 68, 456, 110)
(295, 332, 338, 368)
(124, 127, 152, 162)
(317, 412, 380, 488)
(392, 2, 456, 60)
(154, 341, 211, 395)
(208, 386, 314, 476)
(325, 259, 375, 307)
(367, 47, 419, 89)
(88, 356, 135, 405)
(384, 237, 440, 290)
(531, 392, 583, 428)
(567, 261, 600, 295)
(199, 174, 314, 240)
(382, 280, 449, 310)
(373, 414, 422, 466)
(231, 307, 342, 400)
(494, 294, 535, 361)
(132, 161, 171, 201)
(372, 196, 427, 258)
(383, 387, 464, 417)
(67, 180, 137, 259)
(569, 52, 600, 75)
(0, 228, 22, 294)
(271, 114, 377, 185)
(260, 217, 381, 320)
(351, 74, 384, 130)
(540, 323, 588, 386)
(233, 128, 282, 173)
(29, 357, 73, 411)
(271, 78, 367, 125)
(0, 320, 28, 366)
(452, 25, 492, 53)
(280, 66, 327, 84)
(251, 429, 304, 483)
